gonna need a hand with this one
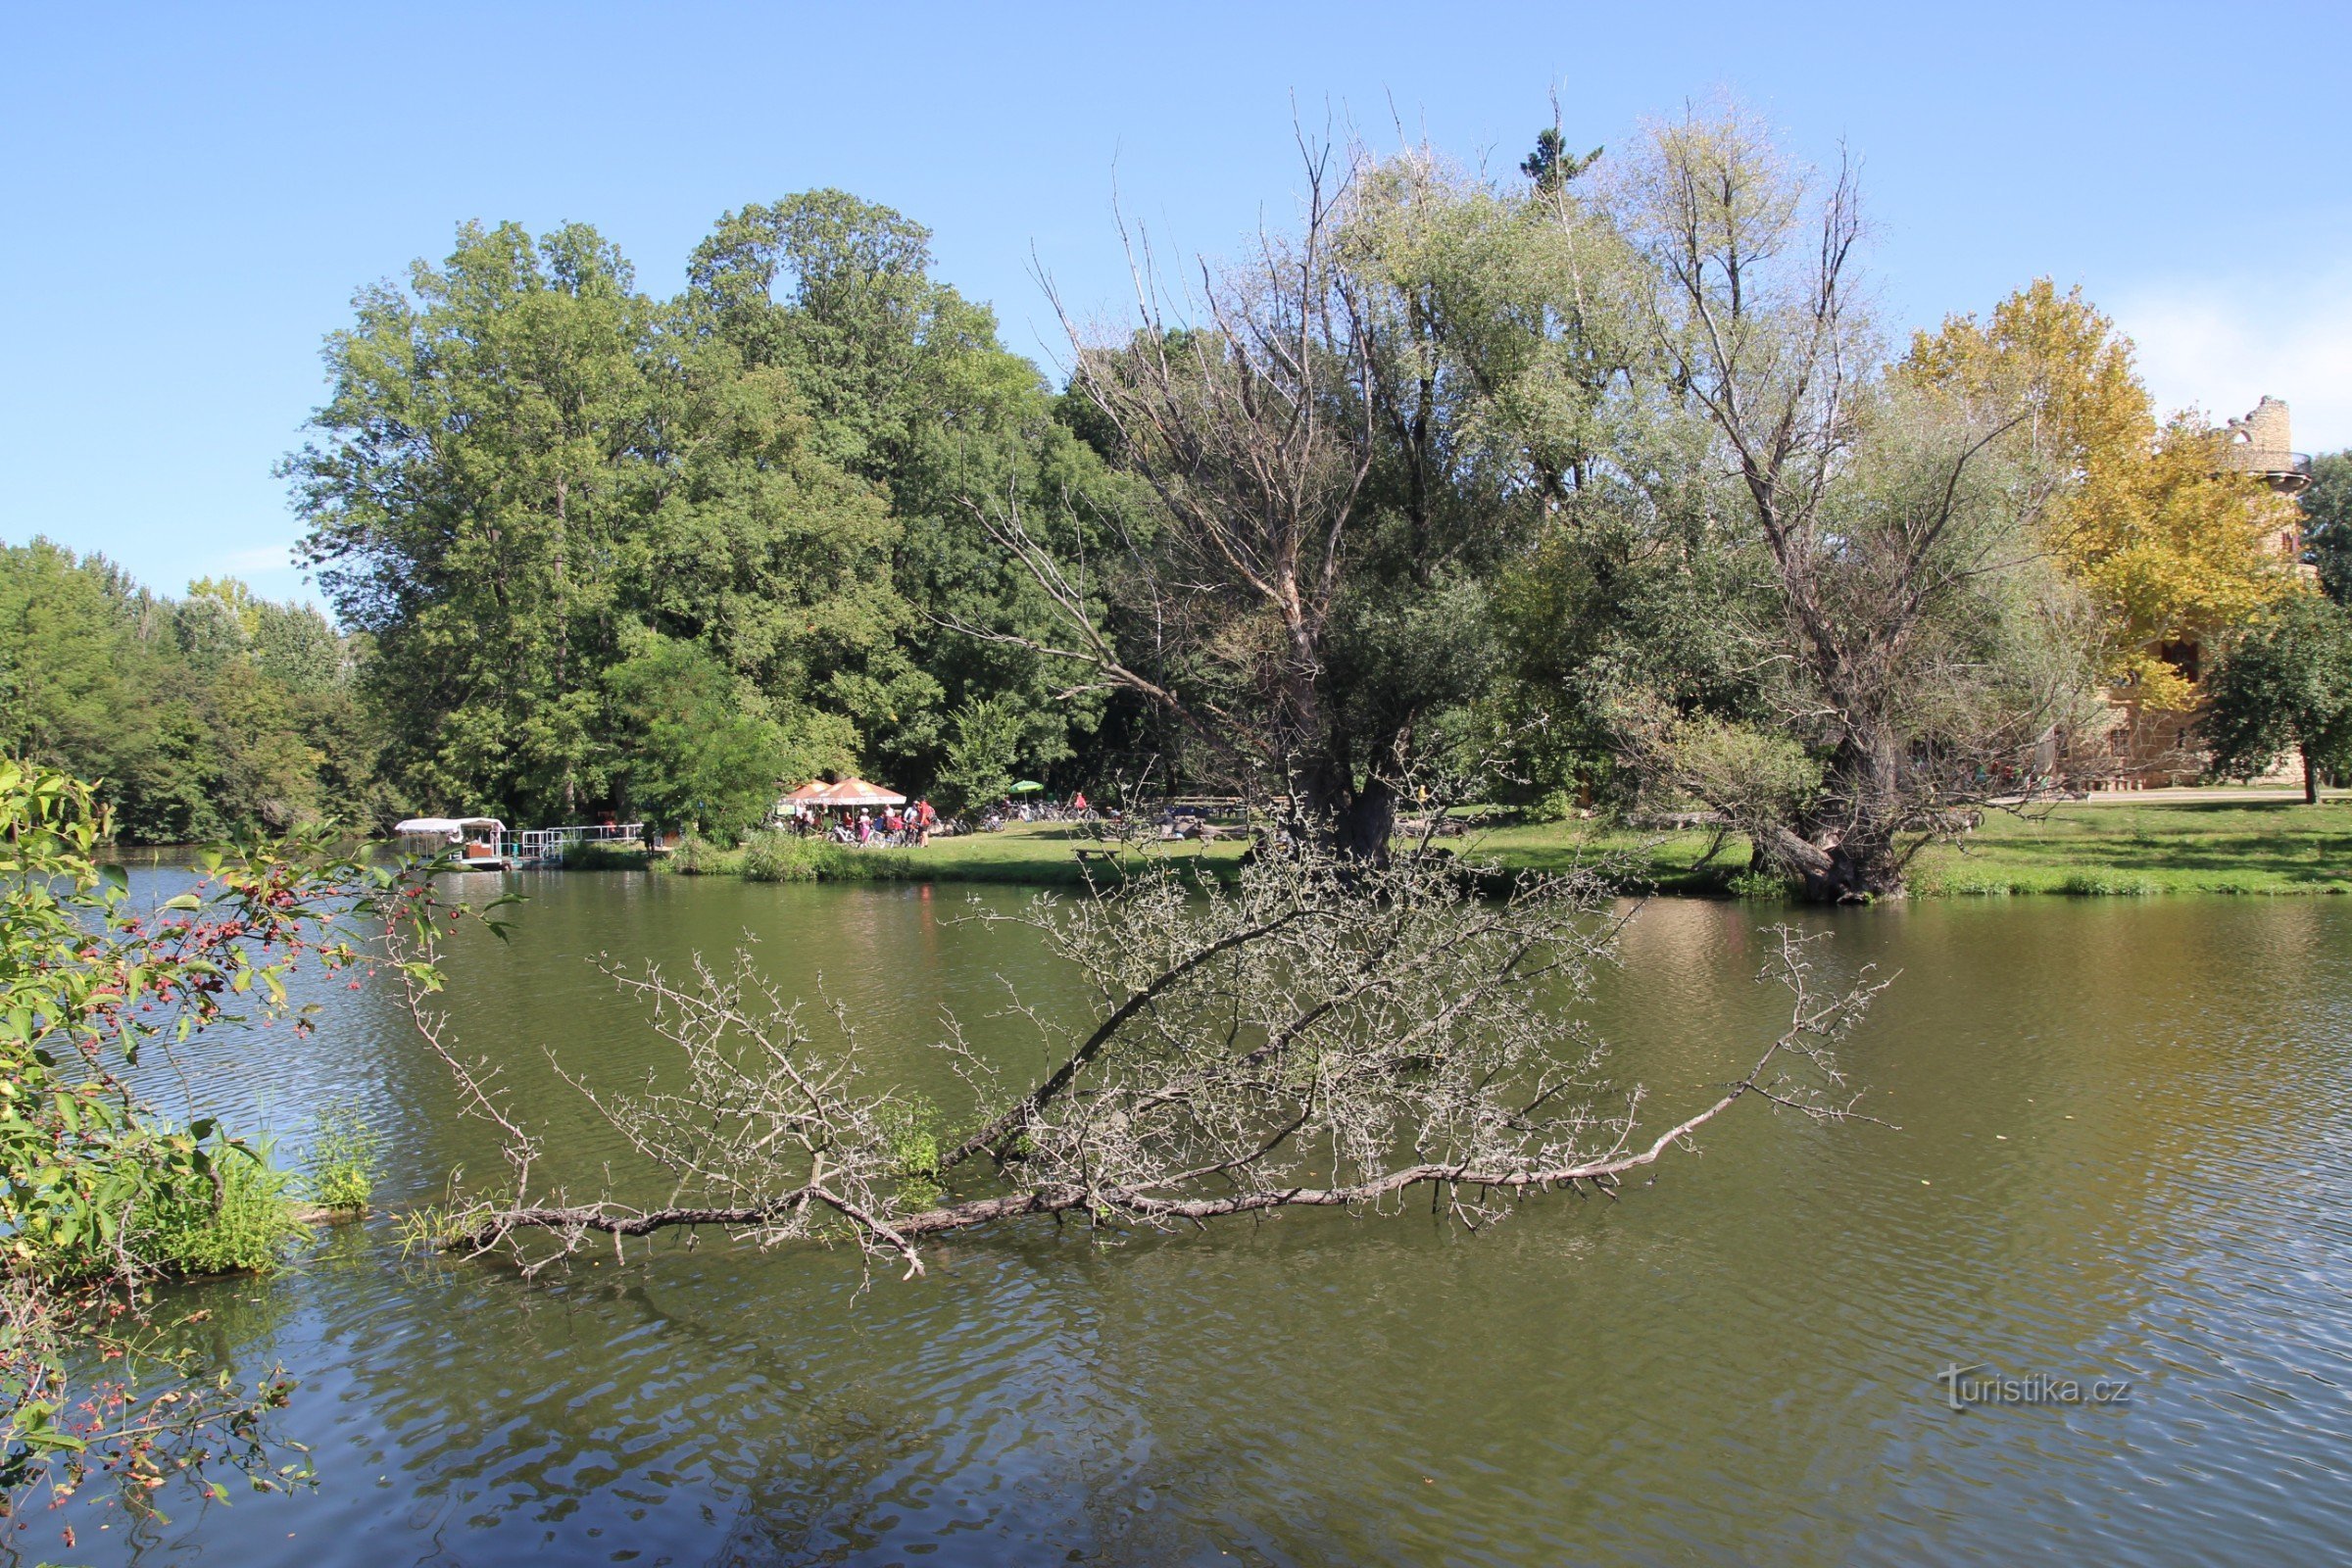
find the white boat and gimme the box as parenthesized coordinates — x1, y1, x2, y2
(393, 816, 513, 870)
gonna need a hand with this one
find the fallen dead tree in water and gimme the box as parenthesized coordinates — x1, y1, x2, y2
(396, 841, 1888, 1279)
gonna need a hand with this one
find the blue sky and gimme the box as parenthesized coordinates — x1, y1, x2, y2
(5, 2, 2347, 609)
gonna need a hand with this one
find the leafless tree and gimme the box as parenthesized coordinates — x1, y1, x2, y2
(1608, 110, 2098, 899)
(396, 839, 1886, 1280)
(954, 136, 1412, 853)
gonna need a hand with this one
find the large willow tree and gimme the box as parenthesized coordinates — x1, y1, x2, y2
(967, 142, 1638, 853)
(972, 113, 2100, 896)
(1592, 113, 2102, 900)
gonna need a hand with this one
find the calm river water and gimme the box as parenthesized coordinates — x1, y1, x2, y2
(42, 871, 2352, 1565)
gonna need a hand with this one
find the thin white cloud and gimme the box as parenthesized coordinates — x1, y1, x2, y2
(202, 542, 332, 612)
(2115, 272, 2352, 455)
(215, 543, 298, 576)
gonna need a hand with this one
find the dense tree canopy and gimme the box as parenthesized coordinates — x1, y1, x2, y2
(4, 125, 2322, 893)
(282, 202, 1142, 832)
(285, 220, 893, 829)
(684, 191, 1150, 788)
(2201, 593, 2352, 803)
(0, 542, 372, 841)
(1898, 279, 2301, 709)
(2304, 449, 2352, 604)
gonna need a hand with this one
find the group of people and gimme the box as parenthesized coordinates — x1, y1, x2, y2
(781, 788, 1112, 842)
(829, 799, 939, 848)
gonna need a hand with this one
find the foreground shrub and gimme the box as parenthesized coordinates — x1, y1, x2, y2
(30, 1138, 308, 1284)
(0, 762, 489, 1529)
(739, 831, 819, 883)
(668, 834, 726, 875)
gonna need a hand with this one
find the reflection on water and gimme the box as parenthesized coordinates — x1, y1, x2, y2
(44, 875, 2352, 1565)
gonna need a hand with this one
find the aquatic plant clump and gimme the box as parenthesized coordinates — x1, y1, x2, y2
(24, 1139, 310, 1285)
(305, 1106, 382, 1213)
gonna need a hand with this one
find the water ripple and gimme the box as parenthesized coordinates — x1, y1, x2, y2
(42, 878, 2352, 1566)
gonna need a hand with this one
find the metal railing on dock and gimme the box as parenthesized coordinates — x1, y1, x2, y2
(510, 822, 646, 865)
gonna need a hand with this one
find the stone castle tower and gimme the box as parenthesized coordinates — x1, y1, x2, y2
(2220, 395, 2310, 491)
(2220, 395, 2313, 561)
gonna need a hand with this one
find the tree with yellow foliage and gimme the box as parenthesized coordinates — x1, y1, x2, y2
(1900, 280, 2301, 709)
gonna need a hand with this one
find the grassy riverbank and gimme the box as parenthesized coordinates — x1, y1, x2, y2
(615, 793, 2352, 898)
(1471, 796, 2352, 897)
(1910, 799, 2352, 896)
(611, 828, 1192, 887)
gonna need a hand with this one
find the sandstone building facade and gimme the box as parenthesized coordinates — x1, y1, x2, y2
(2088, 396, 2312, 788)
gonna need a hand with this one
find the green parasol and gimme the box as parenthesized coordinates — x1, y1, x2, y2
(1007, 780, 1046, 794)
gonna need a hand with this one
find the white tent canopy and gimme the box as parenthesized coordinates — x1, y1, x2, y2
(816, 778, 906, 808)
(394, 817, 507, 835)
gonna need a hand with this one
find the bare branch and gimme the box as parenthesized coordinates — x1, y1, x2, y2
(415, 831, 1886, 1278)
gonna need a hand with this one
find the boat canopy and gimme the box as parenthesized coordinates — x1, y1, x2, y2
(393, 816, 507, 835)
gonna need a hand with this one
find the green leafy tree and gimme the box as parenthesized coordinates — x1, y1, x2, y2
(2303, 450, 2352, 605)
(288, 222, 904, 826)
(604, 635, 786, 839)
(633, 328, 908, 769)
(2201, 593, 2352, 803)
(686, 192, 1146, 791)
(0, 544, 370, 840)
(0, 542, 170, 827)
(245, 594, 348, 695)
(287, 222, 656, 821)
(931, 696, 1022, 818)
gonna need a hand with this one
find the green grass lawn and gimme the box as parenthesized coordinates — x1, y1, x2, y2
(1477, 801, 2352, 898)
(633, 822, 1250, 889)
(1904, 800, 2352, 896)
(625, 797, 2352, 899)
(826, 824, 1249, 887)
(1447, 818, 1736, 894)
